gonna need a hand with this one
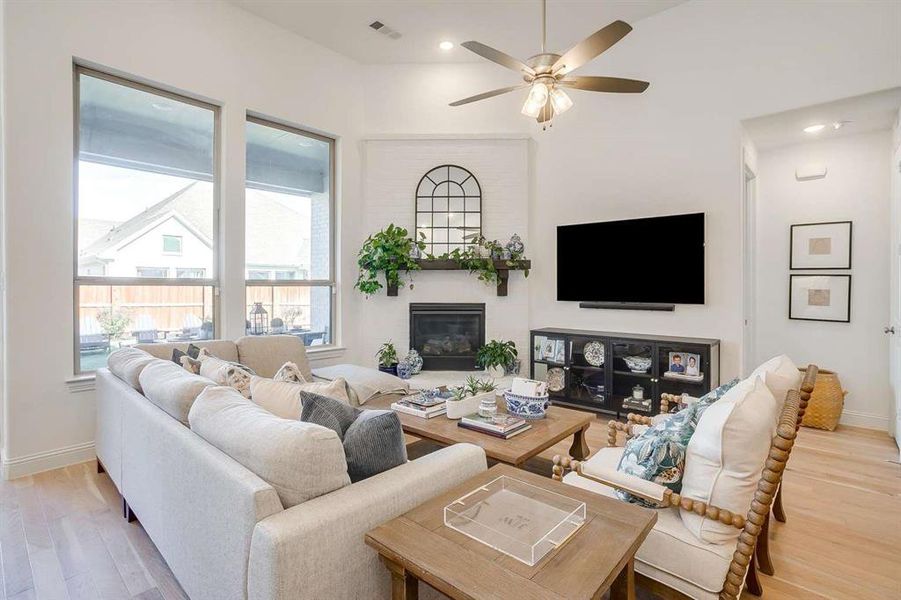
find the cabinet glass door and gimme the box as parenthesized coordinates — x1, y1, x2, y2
(567, 337, 608, 409)
(612, 341, 655, 414)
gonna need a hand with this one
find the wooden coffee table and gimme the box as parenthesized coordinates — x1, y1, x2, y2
(367, 396, 594, 467)
(366, 464, 656, 600)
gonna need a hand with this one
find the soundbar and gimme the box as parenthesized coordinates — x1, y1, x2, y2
(579, 302, 675, 312)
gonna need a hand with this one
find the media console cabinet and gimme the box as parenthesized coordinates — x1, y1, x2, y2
(530, 327, 720, 418)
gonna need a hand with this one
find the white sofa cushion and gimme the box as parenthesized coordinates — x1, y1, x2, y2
(750, 354, 801, 407)
(249, 376, 350, 419)
(236, 335, 313, 380)
(107, 347, 157, 392)
(564, 447, 732, 599)
(138, 359, 216, 425)
(188, 386, 350, 508)
(680, 376, 777, 544)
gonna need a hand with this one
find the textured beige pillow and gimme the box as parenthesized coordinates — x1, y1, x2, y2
(250, 376, 350, 419)
(138, 360, 215, 425)
(274, 361, 308, 383)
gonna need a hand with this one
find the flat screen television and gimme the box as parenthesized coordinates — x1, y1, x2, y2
(557, 213, 705, 305)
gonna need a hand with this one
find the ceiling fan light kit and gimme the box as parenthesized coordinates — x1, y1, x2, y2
(449, 0, 650, 128)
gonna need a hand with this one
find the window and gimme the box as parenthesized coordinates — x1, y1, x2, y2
(176, 268, 206, 279)
(162, 235, 183, 254)
(137, 267, 169, 278)
(74, 66, 219, 373)
(416, 165, 481, 256)
(245, 117, 334, 346)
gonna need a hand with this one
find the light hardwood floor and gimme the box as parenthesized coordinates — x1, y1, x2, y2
(1, 423, 898, 600)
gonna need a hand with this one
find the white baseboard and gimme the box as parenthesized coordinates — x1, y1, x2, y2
(1, 441, 95, 480)
(839, 409, 890, 431)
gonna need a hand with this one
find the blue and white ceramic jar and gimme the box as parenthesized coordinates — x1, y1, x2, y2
(396, 360, 414, 380)
(405, 349, 424, 374)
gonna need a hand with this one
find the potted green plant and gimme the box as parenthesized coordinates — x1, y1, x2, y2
(477, 340, 518, 379)
(376, 341, 399, 376)
(355, 224, 426, 296)
(445, 376, 497, 419)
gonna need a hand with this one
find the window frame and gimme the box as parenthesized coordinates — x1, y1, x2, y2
(244, 114, 336, 347)
(72, 64, 221, 374)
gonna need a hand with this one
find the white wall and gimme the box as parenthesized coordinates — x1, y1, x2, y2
(358, 138, 531, 362)
(1, 0, 364, 477)
(364, 0, 901, 384)
(755, 131, 891, 429)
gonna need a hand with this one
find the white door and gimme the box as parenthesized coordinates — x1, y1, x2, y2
(890, 140, 901, 455)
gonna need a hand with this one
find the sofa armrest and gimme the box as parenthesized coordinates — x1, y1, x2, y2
(247, 443, 487, 600)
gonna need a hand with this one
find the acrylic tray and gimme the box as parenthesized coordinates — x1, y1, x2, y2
(444, 475, 586, 566)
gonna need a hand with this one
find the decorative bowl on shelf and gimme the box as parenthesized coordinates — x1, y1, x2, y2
(503, 389, 550, 420)
(623, 355, 652, 373)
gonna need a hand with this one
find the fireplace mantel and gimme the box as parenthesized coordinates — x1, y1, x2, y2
(386, 259, 531, 297)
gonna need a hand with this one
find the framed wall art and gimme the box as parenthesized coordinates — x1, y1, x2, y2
(789, 221, 852, 269)
(789, 274, 851, 323)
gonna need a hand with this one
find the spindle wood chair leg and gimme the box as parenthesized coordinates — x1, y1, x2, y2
(756, 514, 774, 575)
(772, 483, 786, 522)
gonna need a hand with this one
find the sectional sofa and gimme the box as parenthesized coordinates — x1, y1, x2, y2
(95, 335, 487, 600)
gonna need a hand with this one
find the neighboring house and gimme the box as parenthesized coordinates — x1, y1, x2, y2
(79, 182, 310, 278)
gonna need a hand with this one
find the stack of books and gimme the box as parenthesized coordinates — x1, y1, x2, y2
(458, 413, 532, 439)
(391, 393, 447, 419)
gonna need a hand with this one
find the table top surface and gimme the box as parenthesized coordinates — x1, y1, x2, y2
(366, 396, 594, 465)
(365, 464, 657, 600)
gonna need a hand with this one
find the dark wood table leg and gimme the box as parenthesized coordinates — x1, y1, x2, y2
(610, 558, 635, 600)
(379, 555, 419, 600)
(756, 514, 774, 575)
(569, 425, 590, 461)
(773, 483, 786, 523)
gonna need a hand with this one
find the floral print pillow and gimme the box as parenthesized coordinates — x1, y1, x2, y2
(615, 378, 739, 507)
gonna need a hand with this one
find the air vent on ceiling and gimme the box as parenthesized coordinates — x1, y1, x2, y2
(369, 20, 402, 40)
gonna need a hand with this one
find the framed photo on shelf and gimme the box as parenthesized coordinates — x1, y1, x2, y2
(553, 339, 566, 364)
(664, 351, 703, 382)
(542, 338, 557, 362)
(789, 274, 851, 322)
(790, 221, 852, 269)
(533, 335, 547, 360)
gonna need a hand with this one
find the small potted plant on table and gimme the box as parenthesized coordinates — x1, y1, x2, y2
(477, 340, 518, 379)
(446, 376, 497, 419)
(376, 341, 399, 376)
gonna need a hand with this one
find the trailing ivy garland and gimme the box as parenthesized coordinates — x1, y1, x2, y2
(355, 225, 529, 296)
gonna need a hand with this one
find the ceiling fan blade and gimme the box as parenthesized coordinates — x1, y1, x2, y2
(558, 76, 649, 93)
(552, 20, 632, 76)
(461, 41, 535, 76)
(449, 84, 528, 107)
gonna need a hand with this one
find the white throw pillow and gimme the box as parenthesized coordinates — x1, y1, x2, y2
(250, 376, 350, 419)
(750, 354, 801, 408)
(680, 376, 777, 544)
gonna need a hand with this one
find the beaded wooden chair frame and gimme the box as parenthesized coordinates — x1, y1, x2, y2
(552, 365, 817, 600)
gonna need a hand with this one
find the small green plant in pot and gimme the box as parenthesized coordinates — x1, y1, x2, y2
(477, 340, 518, 379)
(376, 341, 399, 376)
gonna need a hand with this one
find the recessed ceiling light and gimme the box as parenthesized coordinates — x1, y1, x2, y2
(803, 124, 825, 134)
(439, 41, 454, 51)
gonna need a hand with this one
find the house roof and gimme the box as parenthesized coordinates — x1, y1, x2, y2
(79, 181, 310, 268)
(79, 182, 214, 260)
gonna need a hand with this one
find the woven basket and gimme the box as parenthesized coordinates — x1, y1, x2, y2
(800, 368, 846, 431)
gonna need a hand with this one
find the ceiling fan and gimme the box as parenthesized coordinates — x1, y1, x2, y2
(449, 0, 649, 126)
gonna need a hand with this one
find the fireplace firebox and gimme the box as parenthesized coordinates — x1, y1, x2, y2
(409, 303, 485, 371)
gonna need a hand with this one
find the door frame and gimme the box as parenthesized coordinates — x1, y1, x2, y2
(742, 161, 758, 376)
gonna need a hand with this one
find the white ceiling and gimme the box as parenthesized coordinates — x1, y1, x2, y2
(743, 88, 901, 151)
(231, 0, 684, 65)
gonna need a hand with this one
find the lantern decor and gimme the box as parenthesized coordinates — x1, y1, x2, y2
(249, 302, 268, 335)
